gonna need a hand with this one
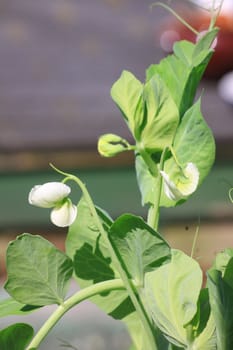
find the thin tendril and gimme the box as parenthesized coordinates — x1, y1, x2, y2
(229, 188, 233, 204)
(191, 217, 200, 259)
(150, 2, 199, 35)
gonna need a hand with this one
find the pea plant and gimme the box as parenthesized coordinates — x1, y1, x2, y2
(0, 1, 232, 349)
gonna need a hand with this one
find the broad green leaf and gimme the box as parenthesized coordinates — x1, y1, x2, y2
(5, 233, 73, 306)
(0, 298, 41, 317)
(207, 268, 233, 350)
(109, 214, 171, 286)
(144, 249, 203, 348)
(140, 75, 179, 153)
(125, 311, 171, 350)
(146, 29, 217, 116)
(214, 248, 233, 276)
(192, 29, 219, 62)
(111, 70, 144, 140)
(193, 314, 216, 350)
(0, 323, 34, 350)
(135, 154, 159, 206)
(161, 99, 215, 207)
(66, 197, 134, 320)
(191, 289, 217, 350)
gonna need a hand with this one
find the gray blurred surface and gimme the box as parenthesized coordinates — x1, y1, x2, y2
(0, 280, 130, 350)
(0, 0, 232, 158)
(0, 0, 163, 152)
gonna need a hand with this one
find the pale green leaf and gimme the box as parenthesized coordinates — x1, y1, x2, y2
(161, 99, 215, 207)
(191, 289, 216, 350)
(146, 29, 217, 116)
(140, 75, 179, 153)
(5, 233, 73, 306)
(144, 249, 203, 348)
(0, 297, 42, 317)
(135, 154, 158, 206)
(125, 311, 171, 350)
(111, 70, 144, 140)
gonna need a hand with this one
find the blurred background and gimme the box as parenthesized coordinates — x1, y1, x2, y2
(0, 0, 232, 348)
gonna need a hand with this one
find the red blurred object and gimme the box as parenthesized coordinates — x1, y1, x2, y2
(159, 12, 233, 79)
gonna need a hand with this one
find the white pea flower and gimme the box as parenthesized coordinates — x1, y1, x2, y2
(28, 182, 77, 227)
(50, 198, 77, 227)
(160, 163, 199, 201)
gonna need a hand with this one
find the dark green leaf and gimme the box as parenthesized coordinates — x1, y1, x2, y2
(0, 323, 33, 350)
(207, 268, 233, 350)
(66, 197, 134, 320)
(109, 214, 170, 286)
(5, 233, 73, 306)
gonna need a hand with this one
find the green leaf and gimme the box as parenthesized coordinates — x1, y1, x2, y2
(214, 248, 233, 276)
(192, 29, 219, 62)
(109, 214, 171, 286)
(206, 248, 233, 349)
(5, 233, 73, 306)
(140, 75, 179, 153)
(66, 197, 134, 320)
(111, 70, 144, 140)
(144, 249, 203, 348)
(207, 268, 233, 350)
(146, 29, 217, 116)
(135, 154, 158, 206)
(125, 311, 171, 350)
(191, 289, 217, 350)
(0, 323, 34, 350)
(0, 298, 42, 317)
(161, 99, 215, 207)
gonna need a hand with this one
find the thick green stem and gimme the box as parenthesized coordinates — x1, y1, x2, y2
(26, 279, 125, 350)
(51, 165, 158, 350)
(147, 148, 168, 231)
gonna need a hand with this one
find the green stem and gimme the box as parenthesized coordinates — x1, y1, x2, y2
(209, 0, 224, 31)
(190, 221, 200, 259)
(50, 164, 158, 350)
(138, 146, 158, 177)
(147, 148, 168, 231)
(26, 279, 125, 350)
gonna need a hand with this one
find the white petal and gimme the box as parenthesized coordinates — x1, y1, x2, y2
(160, 162, 199, 201)
(178, 163, 199, 196)
(160, 170, 184, 201)
(50, 199, 77, 227)
(28, 182, 71, 208)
